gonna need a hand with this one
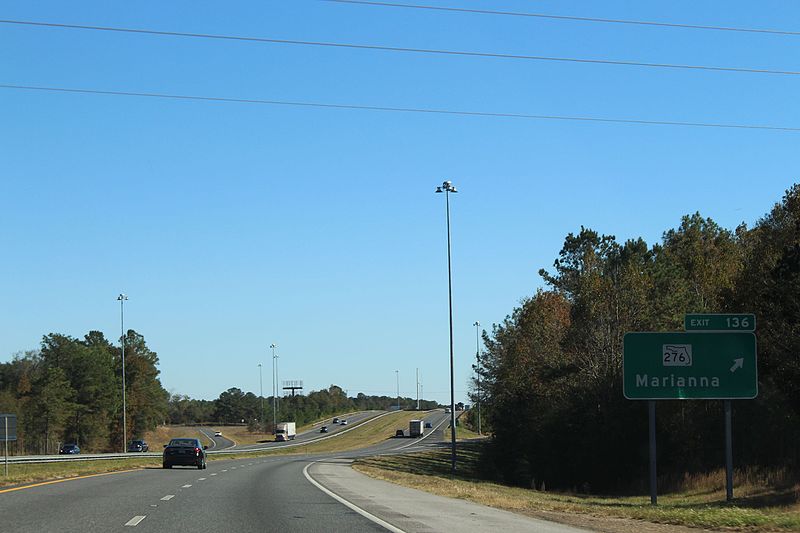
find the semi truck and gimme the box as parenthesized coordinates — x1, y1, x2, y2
(275, 422, 296, 442)
(409, 419, 424, 438)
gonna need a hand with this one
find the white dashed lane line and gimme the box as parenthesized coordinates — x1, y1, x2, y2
(124, 516, 146, 526)
(181, 484, 192, 488)
(210, 473, 217, 476)
(160, 495, 175, 501)
(198, 478, 206, 481)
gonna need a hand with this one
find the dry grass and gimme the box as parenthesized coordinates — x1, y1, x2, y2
(141, 425, 210, 449)
(0, 458, 159, 488)
(354, 443, 800, 531)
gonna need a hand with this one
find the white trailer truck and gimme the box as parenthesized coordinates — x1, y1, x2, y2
(409, 419, 424, 438)
(275, 422, 296, 441)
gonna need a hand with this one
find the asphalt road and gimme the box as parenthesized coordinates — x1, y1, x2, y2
(1, 411, 453, 533)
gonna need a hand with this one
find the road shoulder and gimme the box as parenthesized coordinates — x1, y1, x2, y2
(306, 458, 591, 533)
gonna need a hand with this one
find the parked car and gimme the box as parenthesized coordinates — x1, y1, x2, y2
(162, 438, 207, 469)
(59, 443, 80, 454)
(127, 439, 149, 452)
(395, 429, 404, 437)
(320, 425, 328, 433)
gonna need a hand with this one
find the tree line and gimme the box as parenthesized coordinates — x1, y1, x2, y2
(169, 385, 438, 431)
(469, 184, 800, 492)
(0, 328, 439, 453)
(0, 330, 168, 453)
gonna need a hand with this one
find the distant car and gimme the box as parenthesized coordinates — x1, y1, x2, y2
(214, 431, 222, 437)
(424, 422, 432, 429)
(320, 425, 328, 433)
(127, 439, 149, 452)
(395, 429, 404, 438)
(340, 419, 347, 425)
(444, 407, 451, 413)
(332, 417, 339, 424)
(59, 443, 80, 454)
(162, 438, 207, 470)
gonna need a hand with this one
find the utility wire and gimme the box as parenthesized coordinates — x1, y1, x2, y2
(320, 0, 800, 37)
(1, 83, 798, 132)
(1, 19, 799, 77)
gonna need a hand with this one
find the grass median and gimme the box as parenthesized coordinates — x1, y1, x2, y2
(0, 411, 427, 487)
(353, 440, 800, 532)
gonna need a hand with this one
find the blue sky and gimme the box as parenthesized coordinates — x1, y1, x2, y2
(1, 1, 798, 402)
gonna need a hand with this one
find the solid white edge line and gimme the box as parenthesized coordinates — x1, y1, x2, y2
(303, 462, 407, 533)
(124, 515, 146, 526)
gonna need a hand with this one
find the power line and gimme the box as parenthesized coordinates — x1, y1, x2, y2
(1, 83, 798, 133)
(320, 0, 800, 37)
(2, 19, 799, 77)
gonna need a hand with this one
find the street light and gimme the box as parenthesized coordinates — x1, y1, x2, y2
(435, 179, 458, 473)
(117, 293, 128, 453)
(395, 370, 400, 411)
(270, 343, 278, 431)
(473, 321, 482, 436)
(258, 363, 264, 432)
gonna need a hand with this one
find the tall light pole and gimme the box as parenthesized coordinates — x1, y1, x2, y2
(395, 370, 400, 411)
(258, 363, 264, 432)
(271, 343, 278, 431)
(117, 293, 128, 452)
(416, 368, 420, 411)
(435, 179, 458, 473)
(473, 321, 482, 436)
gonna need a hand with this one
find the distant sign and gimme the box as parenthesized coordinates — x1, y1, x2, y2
(685, 314, 755, 332)
(0, 414, 17, 441)
(623, 332, 757, 400)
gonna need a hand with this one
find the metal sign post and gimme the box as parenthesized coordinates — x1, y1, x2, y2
(1, 414, 17, 476)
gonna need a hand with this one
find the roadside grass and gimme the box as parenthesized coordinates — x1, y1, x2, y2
(141, 425, 210, 449)
(211, 410, 429, 460)
(196, 411, 376, 446)
(353, 441, 800, 532)
(0, 458, 160, 488)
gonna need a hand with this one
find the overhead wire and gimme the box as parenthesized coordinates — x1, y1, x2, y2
(1, 83, 798, 133)
(319, 0, 800, 37)
(1, 19, 799, 77)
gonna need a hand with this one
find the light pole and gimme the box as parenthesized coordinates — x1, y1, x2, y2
(435, 179, 458, 473)
(258, 363, 264, 432)
(117, 293, 128, 452)
(416, 368, 420, 411)
(473, 321, 482, 435)
(271, 343, 278, 431)
(395, 370, 400, 411)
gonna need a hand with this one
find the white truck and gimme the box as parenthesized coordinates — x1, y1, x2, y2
(275, 422, 296, 442)
(409, 419, 424, 438)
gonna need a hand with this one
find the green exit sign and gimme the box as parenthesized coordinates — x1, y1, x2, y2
(623, 332, 758, 400)
(685, 314, 755, 331)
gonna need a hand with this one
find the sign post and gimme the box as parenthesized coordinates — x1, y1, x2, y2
(0, 414, 17, 477)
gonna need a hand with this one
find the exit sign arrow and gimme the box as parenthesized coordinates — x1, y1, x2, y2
(730, 358, 744, 372)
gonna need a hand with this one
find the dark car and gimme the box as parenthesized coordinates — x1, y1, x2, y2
(127, 439, 149, 452)
(320, 425, 328, 433)
(162, 438, 207, 469)
(332, 417, 339, 424)
(395, 429, 404, 438)
(424, 422, 432, 429)
(59, 443, 80, 454)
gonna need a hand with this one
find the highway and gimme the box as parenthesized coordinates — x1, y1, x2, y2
(1, 411, 462, 532)
(0, 411, 446, 533)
